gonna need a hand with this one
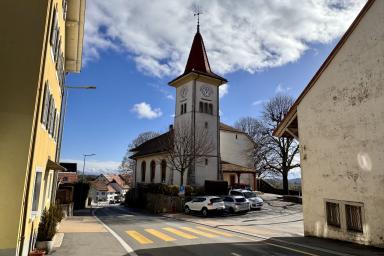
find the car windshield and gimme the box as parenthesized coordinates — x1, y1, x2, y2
(235, 198, 246, 203)
(210, 198, 223, 203)
(244, 192, 257, 198)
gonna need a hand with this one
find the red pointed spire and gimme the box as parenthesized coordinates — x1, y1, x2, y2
(184, 31, 212, 74)
(182, 31, 227, 82)
(169, 29, 227, 85)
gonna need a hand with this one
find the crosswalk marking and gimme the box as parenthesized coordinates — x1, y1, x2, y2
(145, 229, 176, 242)
(126, 230, 153, 244)
(195, 226, 234, 237)
(180, 227, 218, 238)
(163, 227, 198, 239)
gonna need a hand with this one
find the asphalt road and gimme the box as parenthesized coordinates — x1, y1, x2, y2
(93, 206, 381, 256)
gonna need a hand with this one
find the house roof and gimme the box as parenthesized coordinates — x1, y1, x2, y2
(169, 31, 227, 85)
(221, 161, 255, 173)
(130, 131, 173, 159)
(58, 172, 78, 184)
(130, 123, 246, 159)
(90, 180, 108, 191)
(104, 174, 130, 189)
(273, 0, 375, 138)
(219, 123, 246, 134)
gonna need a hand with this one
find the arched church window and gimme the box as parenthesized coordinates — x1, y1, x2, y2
(150, 160, 156, 183)
(141, 161, 146, 182)
(184, 103, 187, 113)
(204, 103, 208, 113)
(199, 102, 203, 112)
(209, 104, 213, 114)
(161, 160, 166, 183)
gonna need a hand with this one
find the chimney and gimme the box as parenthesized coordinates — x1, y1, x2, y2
(169, 124, 173, 131)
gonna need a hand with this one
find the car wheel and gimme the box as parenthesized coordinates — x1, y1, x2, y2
(184, 206, 190, 214)
(229, 207, 235, 214)
(201, 207, 208, 217)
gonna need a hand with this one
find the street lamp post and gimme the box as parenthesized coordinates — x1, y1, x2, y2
(80, 153, 95, 208)
(82, 153, 96, 182)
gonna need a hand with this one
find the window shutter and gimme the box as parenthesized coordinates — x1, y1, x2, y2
(47, 96, 54, 134)
(55, 37, 61, 63)
(51, 109, 57, 136)
(50, 7, 57, 46)
(41, 82, 48, 125)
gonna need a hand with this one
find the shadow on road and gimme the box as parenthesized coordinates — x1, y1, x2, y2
(125, 237, 384, 256)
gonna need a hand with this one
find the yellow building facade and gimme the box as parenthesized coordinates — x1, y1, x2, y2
(0, 0, 86, 255)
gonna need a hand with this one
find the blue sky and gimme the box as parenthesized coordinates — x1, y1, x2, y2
(60, 0, 366, 174)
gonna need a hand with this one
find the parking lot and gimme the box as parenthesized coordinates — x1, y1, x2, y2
(164, 193, 304, 238)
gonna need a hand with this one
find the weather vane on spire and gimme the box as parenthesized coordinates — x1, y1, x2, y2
(194, 6, 203, 32)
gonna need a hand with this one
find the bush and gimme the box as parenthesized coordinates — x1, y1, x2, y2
(37, 207, 58, 241)
(50, 204, 63, 223)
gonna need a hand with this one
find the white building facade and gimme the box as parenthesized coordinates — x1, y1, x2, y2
(274, 0, 383, 247)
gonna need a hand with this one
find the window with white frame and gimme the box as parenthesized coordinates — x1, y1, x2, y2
(32, 169, 43, 214)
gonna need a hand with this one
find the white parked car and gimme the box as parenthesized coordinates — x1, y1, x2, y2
(222, 195, 250, 213)
(184, 196, 225, 216)
(229, 189, 263, 210)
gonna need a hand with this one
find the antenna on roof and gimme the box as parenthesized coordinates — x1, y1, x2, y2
(193, 5, 203, 33)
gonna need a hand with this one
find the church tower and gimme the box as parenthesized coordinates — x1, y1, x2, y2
(168, 24, 227, 186)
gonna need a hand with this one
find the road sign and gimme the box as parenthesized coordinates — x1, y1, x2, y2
(179, 185, 185, 195)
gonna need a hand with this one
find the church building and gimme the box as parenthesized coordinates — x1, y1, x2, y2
(130, 25, 256, 189)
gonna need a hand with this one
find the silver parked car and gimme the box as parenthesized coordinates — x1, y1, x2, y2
(222, 195, 250, 213)
(229, 189, 263, 210)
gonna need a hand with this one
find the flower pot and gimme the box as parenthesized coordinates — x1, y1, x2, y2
(29, 250, 45, 256)
(35, 241, 53, 254)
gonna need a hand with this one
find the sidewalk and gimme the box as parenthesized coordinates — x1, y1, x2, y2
(51, 209, 126, 256)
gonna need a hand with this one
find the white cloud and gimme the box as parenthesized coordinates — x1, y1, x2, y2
(166, 94, 175, 100)
(132, 102, 163, 119)
(84, 0, 366, 77)
(61, 159, 121, 175)
(252, 100, 266, 106)
(219, 83, 229, 98)
(275, 83, 291, 94)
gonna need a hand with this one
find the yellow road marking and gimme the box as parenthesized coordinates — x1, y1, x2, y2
(264, 242, 319, 256)
(126, 230, 153, 244)
(180, 227, 218, 238)
(163, 227, 198, 239)
(145, 229, 176, 242)
(195, 226, 233, 237)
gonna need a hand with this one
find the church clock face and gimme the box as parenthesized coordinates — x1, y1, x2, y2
(180, 87, 188, 99)
(200, 85, 213, 97)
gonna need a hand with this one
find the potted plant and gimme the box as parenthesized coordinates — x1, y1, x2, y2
(51, 204, 64, 232)
(35, 207, 57, 254)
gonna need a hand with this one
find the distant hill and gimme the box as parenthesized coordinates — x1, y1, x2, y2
(263, 177, 301, 191)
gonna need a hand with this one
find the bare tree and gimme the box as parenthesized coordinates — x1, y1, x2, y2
(235, 95, 300, 194)
(120, 131, 160, 172)
(262, 94, 300, 194)
(235, 117, 269, 179)
(164, 121, 215, 186)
